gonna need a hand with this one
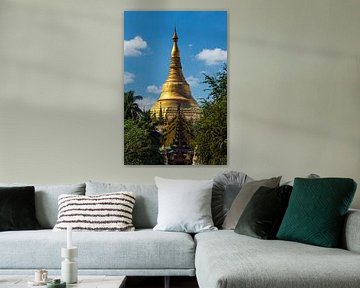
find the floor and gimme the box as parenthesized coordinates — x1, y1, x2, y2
(126, 276, 199, 288)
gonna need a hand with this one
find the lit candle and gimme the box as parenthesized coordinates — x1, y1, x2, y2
(67, 225, 72, 249)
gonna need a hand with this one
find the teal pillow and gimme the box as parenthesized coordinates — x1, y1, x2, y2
(277, 178, 357, 247)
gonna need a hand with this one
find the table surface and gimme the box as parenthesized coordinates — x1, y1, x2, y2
(0, 275, 126, 288)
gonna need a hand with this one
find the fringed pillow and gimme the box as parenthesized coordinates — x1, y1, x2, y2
(53, 192, 135, 231)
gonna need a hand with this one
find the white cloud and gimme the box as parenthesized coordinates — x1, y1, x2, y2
(124, 36, 147, 57)
(124, 72, 135, 85)
(137, 97, 157, 111)
(196, 48, 227, 65)
(186, 76, 200, 87)
(146, 85, 162, 94)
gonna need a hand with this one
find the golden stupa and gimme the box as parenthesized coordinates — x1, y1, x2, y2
(151, 28, 200, 120)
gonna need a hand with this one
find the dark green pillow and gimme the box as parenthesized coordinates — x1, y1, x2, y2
(234, 185, 292, 239)
(0, 186, 41, 231)
(277, 178, 357, 247)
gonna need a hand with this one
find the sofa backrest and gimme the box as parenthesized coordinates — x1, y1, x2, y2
(86, 181, 158, 229)
(0, 183, 86, 229)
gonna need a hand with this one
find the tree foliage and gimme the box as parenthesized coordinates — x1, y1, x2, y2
(203, 65, 227, 102)
(124, 119, 163, 165)
(193, 65, 227, 165)
(124, 91, 163, 165)
(124, 90, 143, 120)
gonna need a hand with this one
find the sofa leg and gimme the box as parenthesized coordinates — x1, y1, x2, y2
(164, 276, 170, 288)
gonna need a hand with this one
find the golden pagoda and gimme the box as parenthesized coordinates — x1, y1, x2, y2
(151, 28, 200, 121)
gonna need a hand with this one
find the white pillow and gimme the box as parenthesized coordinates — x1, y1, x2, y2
(153, 177, 217, 233)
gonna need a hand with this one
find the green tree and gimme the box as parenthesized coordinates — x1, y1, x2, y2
(124, 119, 163, 165)
(193, 65, 227, 165)
(138, 110, 153, 128)
(124, 90, 143, 120)
(203, 65, 227, 101)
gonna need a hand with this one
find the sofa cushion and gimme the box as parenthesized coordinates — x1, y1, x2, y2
(342, 209, 360, 253)
(212, 171, 249, 228)
(153, 177, 216, 233)
(222, 176, 281, 229)
(0, 229, 195, 272)
(0, 186, 40, 231)
(195, 230, 360, 288)
(86, 181, 158, 229)
(234, 185, 292, 239)
(277, 178, 357, 247)
(0, 183, 86, 229)
(53, 192, 136, 232)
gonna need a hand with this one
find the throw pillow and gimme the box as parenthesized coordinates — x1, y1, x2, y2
(0, 183, 86, 228)
(222, 176, 281, 230)
(153, 177, 217, 233)
(0, 186, 41, 231)
(212, 171, 250, 228)
(86, 181, 158, 229)
(53, 192, 136, 231)
(277, 178, 357, 248)
(234, 185, 293, 239)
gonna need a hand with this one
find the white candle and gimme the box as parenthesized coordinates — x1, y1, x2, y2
(67, 225, 72, 249)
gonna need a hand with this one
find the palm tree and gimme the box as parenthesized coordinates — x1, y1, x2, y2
(139, 110, 157, 131)
(124, 90, 143, 120)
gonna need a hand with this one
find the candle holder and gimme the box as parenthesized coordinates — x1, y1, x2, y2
(61, 247, 78, 284)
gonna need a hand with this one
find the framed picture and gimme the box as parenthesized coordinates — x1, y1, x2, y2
(124, 11, 227, 165)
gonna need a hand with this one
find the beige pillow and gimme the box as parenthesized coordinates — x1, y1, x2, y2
(222, 176, 281, 230)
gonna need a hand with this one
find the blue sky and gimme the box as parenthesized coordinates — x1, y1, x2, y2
(124, 11, 227, 110)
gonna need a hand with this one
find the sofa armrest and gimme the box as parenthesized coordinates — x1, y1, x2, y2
(342, 209, 360, 253)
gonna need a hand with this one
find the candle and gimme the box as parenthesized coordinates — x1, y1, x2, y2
(67, 225, 72, 249)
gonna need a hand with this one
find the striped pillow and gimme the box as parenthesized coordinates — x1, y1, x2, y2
(53, 192, 136, 231)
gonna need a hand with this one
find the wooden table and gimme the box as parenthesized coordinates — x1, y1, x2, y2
(0, 275, 126, 288)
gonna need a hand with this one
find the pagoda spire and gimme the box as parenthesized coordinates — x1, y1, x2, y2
(150, 28, 200, 121)
(167, 27, 185, 82)
(171, 27, 180, 58)
(172, 27, 178, 41)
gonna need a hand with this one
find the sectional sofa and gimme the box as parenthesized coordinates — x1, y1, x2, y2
(0, 180, 360, 288)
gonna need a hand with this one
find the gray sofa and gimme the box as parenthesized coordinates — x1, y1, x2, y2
(195, 214, 360, 288)
(1, 181, 360, 288)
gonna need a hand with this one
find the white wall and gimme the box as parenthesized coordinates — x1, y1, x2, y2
(0, 0, 359, 207)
